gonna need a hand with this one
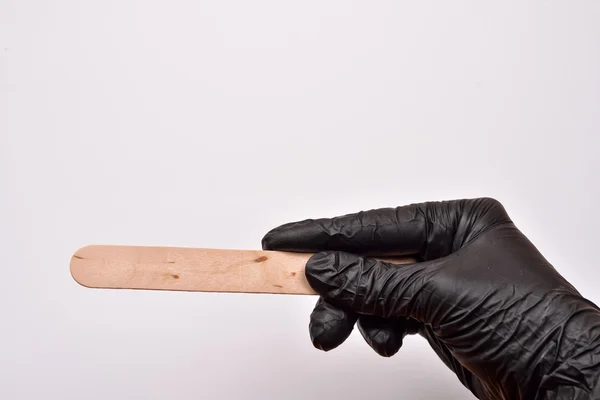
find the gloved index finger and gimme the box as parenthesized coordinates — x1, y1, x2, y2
(262, 202, 460, 260)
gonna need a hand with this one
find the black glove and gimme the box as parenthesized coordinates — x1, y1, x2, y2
(261, 198, 600, 399)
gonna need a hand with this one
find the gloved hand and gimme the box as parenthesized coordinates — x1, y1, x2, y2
(261, 198, 600, 399)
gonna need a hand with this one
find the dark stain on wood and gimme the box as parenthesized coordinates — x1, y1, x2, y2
(171, 274, 180, 279)
(291, 272, 297, 276)
(165, 261, 176, 264)
(254, 256, 268, 263)
(273, 284, 283, 288)
(72, 255, 84, 260)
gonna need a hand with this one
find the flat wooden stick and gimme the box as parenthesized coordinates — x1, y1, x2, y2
(70, 245, 416, 295)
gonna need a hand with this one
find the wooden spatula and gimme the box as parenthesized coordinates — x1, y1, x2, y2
(70, 245, 416, 295)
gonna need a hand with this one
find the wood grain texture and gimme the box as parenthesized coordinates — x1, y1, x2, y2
(70, 245, 416, 295)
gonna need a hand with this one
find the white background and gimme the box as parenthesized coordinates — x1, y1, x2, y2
(1, 1, 599, 399)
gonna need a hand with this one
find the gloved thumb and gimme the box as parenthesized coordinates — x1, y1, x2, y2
(305, 250, 438, 321)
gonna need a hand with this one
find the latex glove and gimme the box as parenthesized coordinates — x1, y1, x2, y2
(262, 198, 600, 399)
